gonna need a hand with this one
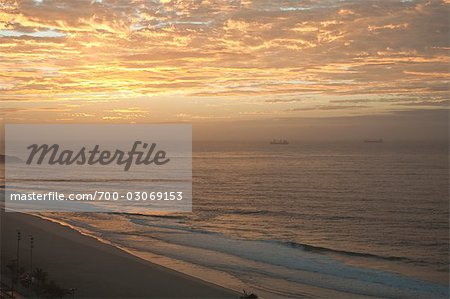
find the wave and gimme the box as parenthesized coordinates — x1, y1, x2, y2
(110, 211, 188, 220)
(226, 209, 270, 215)
(7, 178, 191, 183)
(190, 207, 366, 221)
(125, 212, 418, 265)
(279, 240, 416, 263)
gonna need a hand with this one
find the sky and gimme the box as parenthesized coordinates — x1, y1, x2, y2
(0, 0, 448, 140)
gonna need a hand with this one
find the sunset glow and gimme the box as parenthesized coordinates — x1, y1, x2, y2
(1, 0, 449, 123)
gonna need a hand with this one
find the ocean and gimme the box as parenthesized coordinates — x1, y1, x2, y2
(5, 140, 450, 298)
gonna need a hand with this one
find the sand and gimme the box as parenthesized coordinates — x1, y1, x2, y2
(1, 212, 239, 298)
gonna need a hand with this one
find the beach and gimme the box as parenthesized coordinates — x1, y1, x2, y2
(0, 212, 239, 298)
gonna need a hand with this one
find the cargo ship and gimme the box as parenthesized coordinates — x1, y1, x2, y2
(270, 139, 289, 145)
(364, 138, 383, 143)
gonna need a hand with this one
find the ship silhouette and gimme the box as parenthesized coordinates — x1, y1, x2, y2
(364, 138, 383, 143)
(270, 139, 289, 145)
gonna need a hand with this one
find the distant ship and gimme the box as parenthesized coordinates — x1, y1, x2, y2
(364, 138, 383, 143)
(270, 139, 289, 145)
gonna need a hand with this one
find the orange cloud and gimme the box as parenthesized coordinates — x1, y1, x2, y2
(0, 0, 448, 122)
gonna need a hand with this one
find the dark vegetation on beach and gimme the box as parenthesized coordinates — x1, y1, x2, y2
(5, 262, 73, 298)
(1, 230, 74, 299)
(240, 289, 258, 299)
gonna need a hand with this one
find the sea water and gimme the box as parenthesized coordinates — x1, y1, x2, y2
(4, 140, 449, 298)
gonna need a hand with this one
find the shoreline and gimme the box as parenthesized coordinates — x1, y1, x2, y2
(1, 208, 447, 299)
(30, 213, 249, 297)
(0, 212, 240, 298)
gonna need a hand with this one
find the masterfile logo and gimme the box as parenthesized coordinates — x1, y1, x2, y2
(5, 124, 192, 213)
(26, 141, 170, 171)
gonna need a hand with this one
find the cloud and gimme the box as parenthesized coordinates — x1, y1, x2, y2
(265, 98, 306, 103)
(0, 0, 448, 122)
(394, 99, 450, 107)
(287, 104, 370, 112)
